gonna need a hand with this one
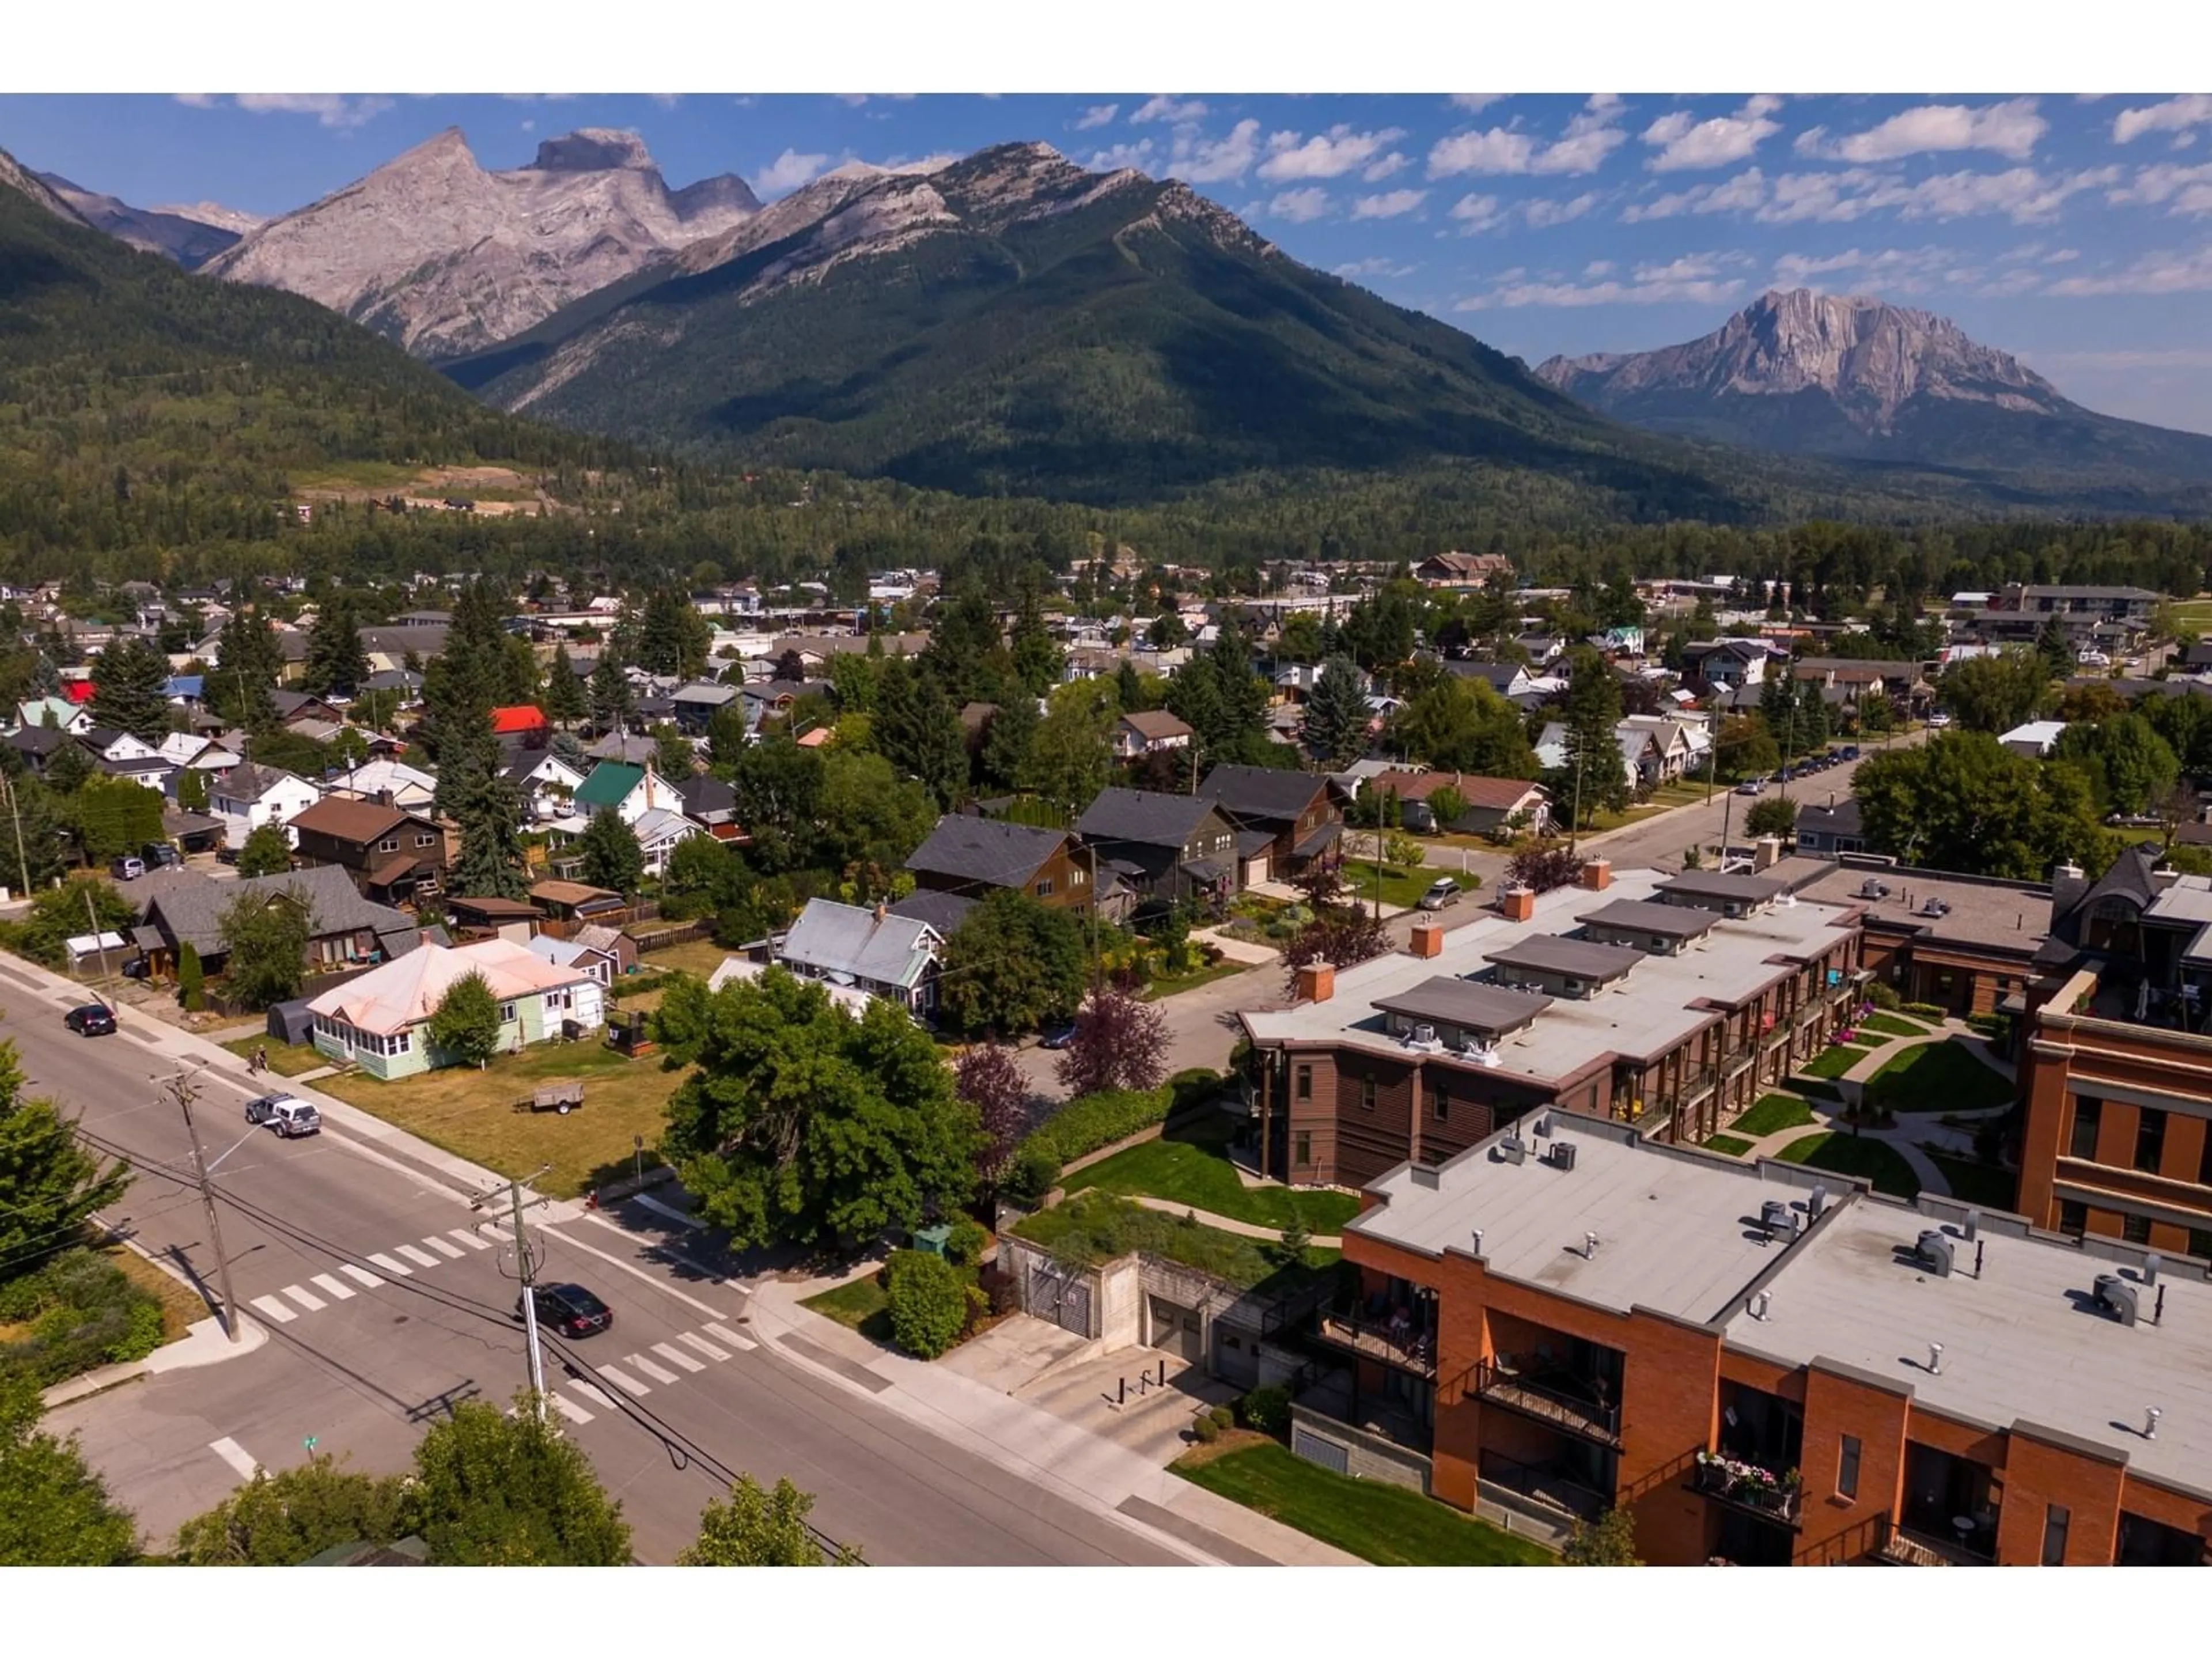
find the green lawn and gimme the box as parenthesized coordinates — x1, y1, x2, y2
(1013, 1191, 1342, 1293)
(1173, 1440, 1553, 1566)
(801, 1275, 892, 1344)
(1068, 1118, 1360, 1235)
(1775, 1132, 1922, 1199)
(1923, 1151, 2018, 1213)
(1843, 1031, 1890, 1048)
(1141, 960, 1249, 1001)
(1702, 1133, 1754, 1157)
(221, 1036, 328, 1078)
(1797, 1044, 1863, 1080)
(1859, 1013, 1930, 1038)
(1350, 862, 1444, 911)
(1730, 1093, 1816, 1138)
(1866, 1040, 2016, 1112)
(1796, 1077, 1844, 1102)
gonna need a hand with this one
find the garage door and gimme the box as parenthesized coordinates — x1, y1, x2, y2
(1148, 1296, 1203, 1363)
(1245, 855, 1270, 887)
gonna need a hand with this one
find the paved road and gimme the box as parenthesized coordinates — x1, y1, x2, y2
(1, 983, 1185, 1564)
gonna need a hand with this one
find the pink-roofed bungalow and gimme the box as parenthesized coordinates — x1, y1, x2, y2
(305, 937, 602, 1079)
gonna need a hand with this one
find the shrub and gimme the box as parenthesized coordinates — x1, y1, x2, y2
(1867, 980, 1902, 1010)
(0, 1249, 167, 1388)
(1209, 1403, 1234, 1430)
(177, 942, 204, 1013)
(1902, 1001, 1947, 1021)
(882, 1250, 968, 1359)
(1191, 1414, 1221, 1444)
(1167, 1068, 1224, 1112)
(1000, 1144, 1061, 1209)
(944, 1218, 990, 1267)
(1021, 1085, 1173, 1166)
(1238, 1385, 1291, 1436)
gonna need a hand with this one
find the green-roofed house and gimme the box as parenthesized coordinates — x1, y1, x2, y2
(567, 760, 685, 827)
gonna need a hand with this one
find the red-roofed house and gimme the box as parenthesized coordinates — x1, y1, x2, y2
(1364, 770, 1551, 837)
(63, 679, 96, 704)
(490, 705, 548, 737)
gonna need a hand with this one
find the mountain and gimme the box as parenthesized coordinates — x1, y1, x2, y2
(203, 128, 760, 360)
(33, 172, 252, 268)
(1534, 289, 2212, 511)
(0, 145, 626, 570)
(445, 142, 1764, 513)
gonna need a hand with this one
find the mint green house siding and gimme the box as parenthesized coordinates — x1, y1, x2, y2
(312, 987, 575, 1080)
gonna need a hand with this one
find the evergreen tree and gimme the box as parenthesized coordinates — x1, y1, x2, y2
(89, 635, 172, 744)
(589, 652, 635, 734)
(41, 741, 94, 796)
(575, 808, 646, 896)
(2035, 615, 2075, 681)
(638, 588, 711, 679)
(706, 701, 752, 774)
(1557, 647, 1628, 827)
(0, 1037, 133, 1273)
(300, 591, 368, 699)
(1009, 590, 1065, 697)
(437, 712, 529, 901)
(874, 659, 968, 809)
(1303, 655, 1373, 770)
(427, 970, 503, 1068)
(980, 692, 1039, 792)
(542, 644, 587, 728)
(211, 608, 279, 730)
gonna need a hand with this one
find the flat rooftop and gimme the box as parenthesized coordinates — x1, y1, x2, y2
(1656, 871, 1786, 908)
(1375, 976, 1553, 1036)
(1726, 1200, 2212, 1499)
(1774, 857, 2051, 957)
(1351, 1123, 1816, 1321)
(1484, 934, 1643, 985)
(1245, 867, 1855, 1084)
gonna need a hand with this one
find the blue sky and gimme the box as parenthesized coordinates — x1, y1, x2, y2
(8, 92, 2212, 433)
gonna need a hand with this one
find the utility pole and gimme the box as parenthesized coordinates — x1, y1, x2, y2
(83, 882, 113, 997)
(164, 1068, 242, 1343)
(475, 1166, 553, 1420)
(2, 773, 31, 899)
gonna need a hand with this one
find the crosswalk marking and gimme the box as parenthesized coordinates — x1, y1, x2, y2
(395, 1244, 441, 1268)
(626, 1352, 681, 1385)
(209, 1437, 259, 1479)
(651, 1342, 706, 1373)
(279, 1283, 326, 1312)
(550, 1392, 592, 1425)
(340, 1263, 385, 1289)
(366, 1252, 411, 1278)
(570, 1381, 619, 1410)
(248, 1294, 297, 1324)
(422, 1235, 466, 1259)
(704, 1321, 756, 1351)
(596, 1364, 651, 1397)
(448, 1228, 492, 1251)
(676, 1331, 730, 1362)
(310, 1273, 357, 1301)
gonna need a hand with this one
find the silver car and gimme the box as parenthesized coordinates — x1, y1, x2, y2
(1418, 878, 1461, 911)
(245, 1093, 321, 1138)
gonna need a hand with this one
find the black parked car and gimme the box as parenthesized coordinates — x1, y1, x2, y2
(1039, 1024, 1078, 1050)
(64, 1003, 117, 1037)
(520, 1283, 613, 1338)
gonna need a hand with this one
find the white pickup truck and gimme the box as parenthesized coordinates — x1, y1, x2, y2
(245, 1092, 322, 1138)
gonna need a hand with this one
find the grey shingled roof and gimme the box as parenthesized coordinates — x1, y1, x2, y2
(889, 890, 980, 936)
(1076, 787, 1221, 849)
(905, 816, 1067, 888)
(140, 864, 422, 960)
(778, 899, 940, 991)
(1199, 763, 1330, 824)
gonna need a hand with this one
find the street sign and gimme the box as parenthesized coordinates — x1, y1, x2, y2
(303, 1436, 319, 1451)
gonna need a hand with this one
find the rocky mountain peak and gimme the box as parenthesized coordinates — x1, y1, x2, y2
(530, 128, 657, 173)
(0, 147, 90, 226)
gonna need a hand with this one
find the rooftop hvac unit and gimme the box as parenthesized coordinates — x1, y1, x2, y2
(1759, 1199, 1795, 1239)
(1807, 1184, 1830, 1219)
(1914, 1230, 1955, 1278)
(1464, 1040, 1502, 1067)
(1498, 1134, 1527, 1165)
(1858, 878, 1891, 900)
(1921, 898, 1950, 918)
(1534, 1115, 1554, 1138)
(2094, 1274, 2141, 1327)
(1549, 1141, 1577, 1172)
(1409, 1022, 1438, 1046)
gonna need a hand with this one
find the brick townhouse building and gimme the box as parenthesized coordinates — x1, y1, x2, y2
(1321, 1114, 2212, 1566)
(1238, 862, 1865, 1190)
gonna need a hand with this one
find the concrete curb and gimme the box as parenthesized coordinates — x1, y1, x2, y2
(41, 1313, 268, 1410)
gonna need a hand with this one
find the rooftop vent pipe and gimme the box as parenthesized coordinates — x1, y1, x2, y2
(1928, 1342, 1944, 1376)
(2146, 1407, 2162, 1441)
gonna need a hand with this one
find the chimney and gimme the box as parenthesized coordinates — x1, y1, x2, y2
(1499, 884, 1537, 922)
(1295, 961, 1335, 1003)
(873, 900, 887, 925)
(1580, 858, 1611, 891)
(1409, 921, 1445, 958)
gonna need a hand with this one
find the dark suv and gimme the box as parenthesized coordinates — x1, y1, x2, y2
(521, 1283, 612, 1338)
(65, 1004, 118, 1037)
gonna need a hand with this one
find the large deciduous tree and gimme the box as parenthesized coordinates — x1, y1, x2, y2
(233, 822, 293, 878)
(0, 1377, 139, 1565)
(653, 970, 983, 1251)
(679, 1475, 859, 1566)
(0, 1038, 132, 1275)
(1055, 989, 1169, 1097)
(953, 1043, 1032, 1192)
(1937, 651, 2051, 736)
(428, 970, 503, 1069)
(215, 887, 312, 1009)
(403, 1396, 631, 1566)
(1854, 732, 2113, 880)
(172, 1454, 406, 1566)
(938, 892, 1088, 1038)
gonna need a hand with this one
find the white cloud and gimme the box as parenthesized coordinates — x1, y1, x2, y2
(1429, 94, 1627, 180)
(1363, 152, 1408, 182)
(1075, 104, 1119, 130)
(218, 93, 395, 129)
(2044, 247, 2081, 263)
(1258, 125, 1407, 183)
(1351, 188, 1427, 220)
(1621, 166, 1767, 221)
(1641, 96, 1783, 172)
(520, 119, 535, 133)
(1087, 140, 1157, 172)
(2108, 163, 2212, 215)
(1264, 187, 1332, 224)
(832, 94, 915, 108)
(1795, 98, 2046, 163)
(172, 93, 219, 109)
(1455, 268, 1748, 310)
(1740, 165, 2118, 226)
(648, 94, 684, 110)
(1449, 192, 1505, 233)
(754, 149, 831, 194)
(1428, 128, 1537, 177)
(1132, 95, 1208, 126)
(1335, 256, 1419, 279)
(2114, 95, 2212, 145)
(1449, 94, 1505, 113)
(2047, 245, 2212, 297)
(1172, 119, 1262, 183)
(1584, 259, 1616, 278)
(1524, 191, 1599, 228)
(1770, 245, 1968, 294)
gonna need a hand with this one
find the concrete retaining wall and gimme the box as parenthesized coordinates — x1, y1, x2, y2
(1288, 1402, 1434, 1494)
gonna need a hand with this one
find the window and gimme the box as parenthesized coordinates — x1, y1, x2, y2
(1433, 1085, 1449, 1122)
(2135, 1108, 2168, 1174)
(1360, 1078, 1377, 1113)
(499, 1001, 518, 1024)
(2123, 1213, 2153, 1245)
(2071, 1098, 2103, 1161)
(1035, 879, 1054, 898)
(377, 837, 399, 854)
(1836, 1435, 1861, 1500)
(415, 833, 437, 847)
(2190, 1230, 2212, 1263)
(2042, 1505, 2071, 1566)
(1295, 1064, 1312, 1101)
(395, 1031, 411, 1054)
(1294, 1131, 1311, 1167)
(2058, 1200, 2088, 1240)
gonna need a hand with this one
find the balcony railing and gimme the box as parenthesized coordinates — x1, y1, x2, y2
(1692, 1453, 1803, 1527)
(1876, 1516, 1995, 1566)
(1479, 1449, 1608, 1523)
(1472, 1358, 1622, 1446)
(1315, 1313, 1437, 1377)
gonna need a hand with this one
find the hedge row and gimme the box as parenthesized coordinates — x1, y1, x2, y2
(1017, 1069, 1226, 1169)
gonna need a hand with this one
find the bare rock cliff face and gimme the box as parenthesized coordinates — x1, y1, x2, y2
(1535, 288, 2068, 435)
(202, 127, 760, 359)
(0, 150, 89, 226)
